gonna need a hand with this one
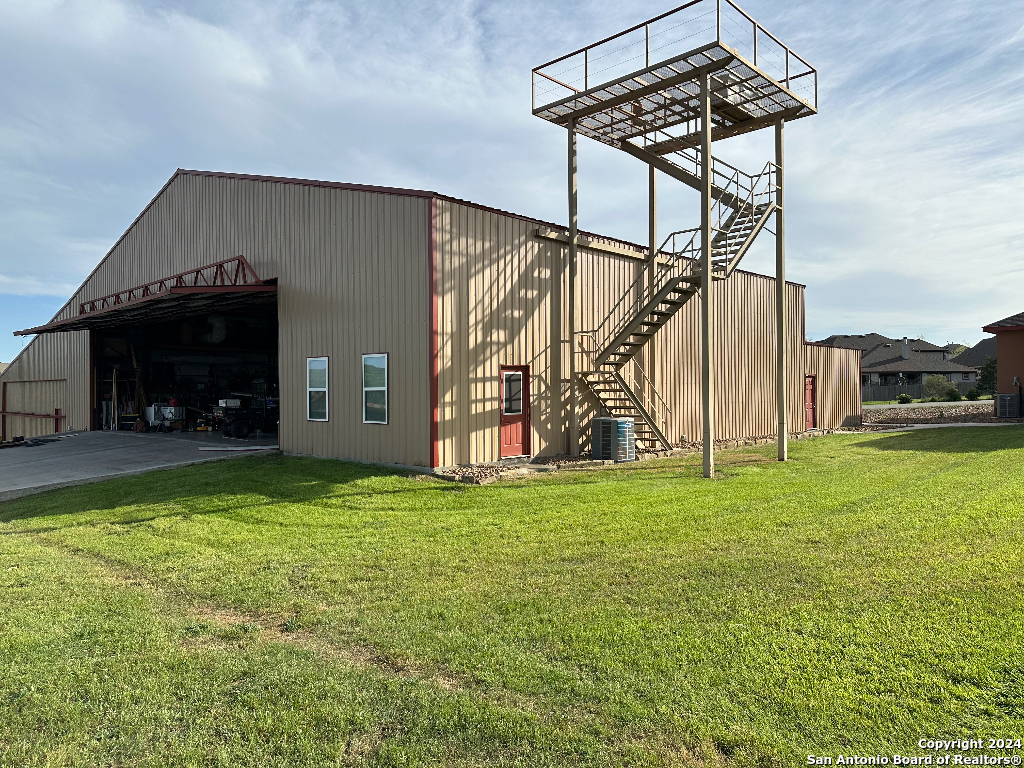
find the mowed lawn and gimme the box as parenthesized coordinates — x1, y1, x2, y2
(1, 428, 1023, 767)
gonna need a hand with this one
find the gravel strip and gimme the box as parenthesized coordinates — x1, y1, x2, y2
(861, 402, 1023, 425)
(433, 427, 882, 484)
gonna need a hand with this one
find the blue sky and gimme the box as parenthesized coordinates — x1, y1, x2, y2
(1, 0, 1022, 362)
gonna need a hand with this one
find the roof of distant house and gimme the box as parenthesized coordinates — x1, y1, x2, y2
(954, 337, 997, 368)
(861, 345, 976, 374)
(816, 333, 894, 351)
(816, 333, 945, 353)
(983, 311, 1024, 332)
(0, 362, 7, 375)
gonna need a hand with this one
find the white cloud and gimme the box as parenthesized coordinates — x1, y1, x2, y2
(0, 0, 1021, 357)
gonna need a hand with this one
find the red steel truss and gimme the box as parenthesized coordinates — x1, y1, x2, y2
(78, 256, 267, 316)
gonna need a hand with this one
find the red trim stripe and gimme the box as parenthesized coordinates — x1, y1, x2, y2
(428, 197, 440, 468)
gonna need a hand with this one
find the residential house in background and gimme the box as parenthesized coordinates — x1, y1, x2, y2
(860, 338, 976, 387)
(817, 333, 977, 400)
(950, 336, 996, 372)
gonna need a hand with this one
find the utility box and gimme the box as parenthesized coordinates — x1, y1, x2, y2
(996, 393, 1020, 418)
(591, 417, 636, 462)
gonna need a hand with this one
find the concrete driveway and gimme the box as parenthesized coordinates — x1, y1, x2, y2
(0, 430, 278, 502)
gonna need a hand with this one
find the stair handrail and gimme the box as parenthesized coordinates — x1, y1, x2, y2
(591, 229, 699, 356)
(662, 137, 778, 216)
(575, 329, 600, 377)
(622, 357, 672, 432)
(710, 158, 779, 275)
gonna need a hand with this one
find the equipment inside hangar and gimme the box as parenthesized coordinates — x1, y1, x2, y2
(21, 256, 279, 439)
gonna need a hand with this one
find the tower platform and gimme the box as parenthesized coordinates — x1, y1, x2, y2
(532, 0, 817, 152)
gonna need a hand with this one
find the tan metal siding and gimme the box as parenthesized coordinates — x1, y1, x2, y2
(651, 271, 807, 442)
(1, 330, 89, 438)
(436, 202, 861, 464)
(5, 173, 431, 465)
(434, 200, 648, 465)
(802, 344, 863, 429)
(435, 199, 562, 466)
(276, 185, 431, 466)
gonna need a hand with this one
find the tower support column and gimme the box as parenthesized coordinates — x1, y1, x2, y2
(568, 120, 579, 456)
(699, 72, 715, 478)
(775, 118, 788, 461)
(647, 163, 657, 411)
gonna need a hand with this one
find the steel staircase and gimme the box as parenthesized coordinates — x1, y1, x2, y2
(578, 150, 778, 451)
(711, 200, 775, 277)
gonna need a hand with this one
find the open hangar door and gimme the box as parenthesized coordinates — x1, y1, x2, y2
(91, 305, 278, 438)
(18, 257, 279, 441)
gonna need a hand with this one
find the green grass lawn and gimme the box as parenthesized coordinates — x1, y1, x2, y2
(2, 428, 1024, 767)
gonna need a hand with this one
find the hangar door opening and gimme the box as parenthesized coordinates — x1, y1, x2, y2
(91, 305, 278, 437)
(16, 256, 279, 440)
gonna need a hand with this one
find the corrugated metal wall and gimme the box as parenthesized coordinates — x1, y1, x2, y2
(804, 343, 863, 429)
(0, 326, 88, 440)
(435, 200, 558, 466)
(272, 182, 431, 466)
(652, 273, 807, 443)
(1, 172, 432, 465)
(436, 199, 861, 465)
(3, 173, 859, 465)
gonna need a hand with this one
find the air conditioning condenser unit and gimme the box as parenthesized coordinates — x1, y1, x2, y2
(591, 417, 636, 462)
(996, 393, 1020, 418)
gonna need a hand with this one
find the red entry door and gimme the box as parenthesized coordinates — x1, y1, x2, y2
(500, 366, 530, 457)
(805, 375, 817, 430)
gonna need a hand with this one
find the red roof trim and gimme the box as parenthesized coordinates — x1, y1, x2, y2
(176, 169, 436, 200)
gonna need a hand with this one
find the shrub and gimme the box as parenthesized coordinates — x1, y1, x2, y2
(966, 388, 980, 401)
(944, 387, 962, 402)
(923, 374, 952, 400)
(897, 393, 913, 404)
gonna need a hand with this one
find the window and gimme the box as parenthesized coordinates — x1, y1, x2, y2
(502, 371, 523, 415)
(963, 373, 970, 381)
(362, 354, 387, 424)
(307, 357, 328, 421)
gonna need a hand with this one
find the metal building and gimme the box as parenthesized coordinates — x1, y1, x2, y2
(1, 169, 859, 467)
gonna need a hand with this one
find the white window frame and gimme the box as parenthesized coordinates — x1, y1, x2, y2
(307, 357, 329, 422)
(962, 373, 970, 381)
(362, 353, 388, 425)
(502, 371, 524, 415)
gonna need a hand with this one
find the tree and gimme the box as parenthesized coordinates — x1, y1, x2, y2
(923, 374, 951, 400)
(979, 356, 997, 394)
